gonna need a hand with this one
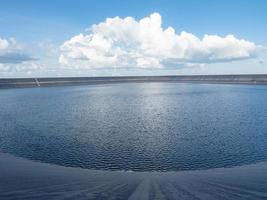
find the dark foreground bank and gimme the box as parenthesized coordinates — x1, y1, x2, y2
(1, 153, 267, 200)
(1, 74, 267, 88)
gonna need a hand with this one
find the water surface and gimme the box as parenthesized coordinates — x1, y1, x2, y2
(1, 82, 267, 171)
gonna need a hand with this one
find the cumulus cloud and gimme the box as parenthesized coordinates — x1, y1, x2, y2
(59, 13, 257, 69)
(0, 37, 34, 64)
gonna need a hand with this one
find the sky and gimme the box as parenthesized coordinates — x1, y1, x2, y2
(0, 0, 267, 78)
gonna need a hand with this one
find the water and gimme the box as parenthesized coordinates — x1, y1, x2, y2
(0, 82, 267, 172)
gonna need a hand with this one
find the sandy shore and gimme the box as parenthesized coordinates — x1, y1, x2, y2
(1, 153, 267, 199)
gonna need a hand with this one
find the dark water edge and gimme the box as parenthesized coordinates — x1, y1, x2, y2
(1, 74, 267, 89)
(1, 153, 267, 200)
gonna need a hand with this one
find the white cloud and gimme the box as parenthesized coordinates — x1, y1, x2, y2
(0, 63, 9, 72)
(0, 37, 33, 64)
(0, 38, 9, 49)
(59, 13, 257, 69)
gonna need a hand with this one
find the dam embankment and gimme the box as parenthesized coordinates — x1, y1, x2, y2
(1, 74, 267, 89)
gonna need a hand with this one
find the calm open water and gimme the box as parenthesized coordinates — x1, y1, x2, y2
(1, 82, 267, 171)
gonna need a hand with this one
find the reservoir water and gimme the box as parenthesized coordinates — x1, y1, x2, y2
(1, 82, 267, 171)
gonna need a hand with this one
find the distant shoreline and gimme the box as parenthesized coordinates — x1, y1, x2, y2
(1, 74, 267, 89)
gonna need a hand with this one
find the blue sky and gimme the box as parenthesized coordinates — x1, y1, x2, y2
(0, 0, 266, 77)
